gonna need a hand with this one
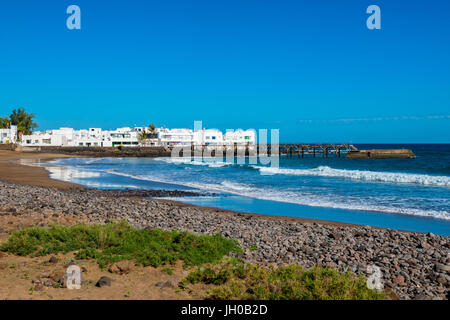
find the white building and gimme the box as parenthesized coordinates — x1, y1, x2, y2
(133, 127, 158, 145)
(158, 128, 194, 146)
(193, 129, 224, 145)
(21, 133, 68, 147)
(0, 125, 18, 144)
(18, 125, 257, 148)
(106, 127, 139, 147)
(224, 129, 256, 145)
(49, 128, 75, 145)
(72, 129, 104, 147)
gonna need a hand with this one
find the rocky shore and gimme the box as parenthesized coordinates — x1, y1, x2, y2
(0, 181, 449, 300)
(90, 188, 207, 198)
(14, 146, 171, 158)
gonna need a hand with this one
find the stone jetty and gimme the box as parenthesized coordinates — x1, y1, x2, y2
(346, 149, 415, 159)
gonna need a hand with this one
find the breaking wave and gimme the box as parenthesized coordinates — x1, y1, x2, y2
(153, 157, 230, 168)
(254, 166, 450, 187)
(100, 169, 450, 220)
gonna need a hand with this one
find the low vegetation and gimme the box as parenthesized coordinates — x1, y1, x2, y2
(183, 258, 385, 300)
(0, 222, 385, 300)
(0, 221, 240, 269)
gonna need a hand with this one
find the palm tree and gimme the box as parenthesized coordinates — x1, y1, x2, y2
(0, 116, 10, 129)
(9, 108, 38, 135)
(147, 124, 157, 139)
(138, 130, 147, 141)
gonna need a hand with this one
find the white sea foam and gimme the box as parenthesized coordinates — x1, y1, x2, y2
(254, 166, 450, 187)
(100, 169, 450, 220)
(154, 157, 230, 168)
(84, 158, 103, 165)
(220, 180, 254, 192)
(47, 166, 102, 180)
(154, 158, 450, 187)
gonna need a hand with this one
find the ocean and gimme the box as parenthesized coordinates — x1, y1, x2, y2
(40, 144, 450, 236)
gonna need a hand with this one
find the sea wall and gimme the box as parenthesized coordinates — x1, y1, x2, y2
(15, 146, 172, 158)
(346, 149, 415, 159)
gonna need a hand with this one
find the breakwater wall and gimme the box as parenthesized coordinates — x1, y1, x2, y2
(15, 146, 171, 157)
(346, 149, 415, 159)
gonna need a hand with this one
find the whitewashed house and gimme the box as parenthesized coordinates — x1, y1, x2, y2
(21, 132, 68, 147)
(224, 129, 256, 145)
(0, 125, 18, 144)
(158, 128, 194, 146)
(72, 129, 96, 146)
(48, 128, 75, 145)
(103, 127, 139, 147)
(193, 129, 223, 145)
(17, 125, 257, 148)
(20, 126, 138, 148)
(134, 127, 159, 146)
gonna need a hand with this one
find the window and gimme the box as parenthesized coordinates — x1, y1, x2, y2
(42, 139, 51, 144)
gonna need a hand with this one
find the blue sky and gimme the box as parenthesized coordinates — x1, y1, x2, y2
(0, 0, 449, 143)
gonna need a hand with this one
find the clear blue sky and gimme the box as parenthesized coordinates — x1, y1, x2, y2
(0, 0, 449, 143)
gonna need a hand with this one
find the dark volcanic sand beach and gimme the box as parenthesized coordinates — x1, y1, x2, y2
(0, 150, 82, 190)
(0, 150, 449, 300)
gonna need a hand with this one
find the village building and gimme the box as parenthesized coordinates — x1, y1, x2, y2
(17, 125, 256, 147)
(0, 125, 18, 144)
(158, 128, 194, 146)
(224, 129, 256, 145)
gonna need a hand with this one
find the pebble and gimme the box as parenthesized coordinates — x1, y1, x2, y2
(96, 276, 112, 287)
(0, 181, 448, 300)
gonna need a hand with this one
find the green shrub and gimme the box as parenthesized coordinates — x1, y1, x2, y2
(0, 221, 241, 269)
(185, 261, 385, 300)
(185, 257, 247, 286)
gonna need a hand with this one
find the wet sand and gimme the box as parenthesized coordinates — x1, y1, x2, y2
(0, 150, 83, 190)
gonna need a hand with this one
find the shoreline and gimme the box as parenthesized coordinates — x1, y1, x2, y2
(0, 150, 449, 300)
(0, 150, 84, 190)
(0, 150, 369, 230)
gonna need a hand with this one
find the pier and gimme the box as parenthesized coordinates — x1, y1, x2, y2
(277, 144, 358, 158)
(172, 143, 358, 157)
(173, 144, 415, 159)
(13, 144, 415, 159)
